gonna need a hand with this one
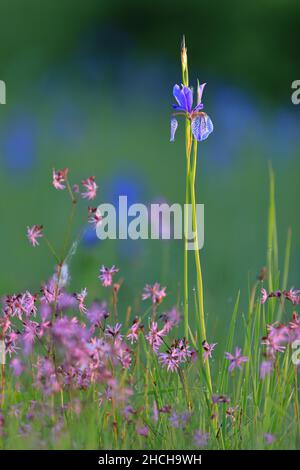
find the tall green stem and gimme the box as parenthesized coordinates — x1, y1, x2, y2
(182, 36, 191, 340)
(184, 121, 192, 339)
(190, 138, 213, 396)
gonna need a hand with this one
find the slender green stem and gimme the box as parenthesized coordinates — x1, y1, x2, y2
(182, 36, 191, 341)
(184, 120, 192, 339)
(43, 235, 60, 263)
(190, 138, 213, 397)
(62, 200, 77, 260)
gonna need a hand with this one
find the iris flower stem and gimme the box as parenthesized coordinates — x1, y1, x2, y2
(182, 36, 191, 341)
(190, 138, 213, 397)
(184, 120, 192, 340)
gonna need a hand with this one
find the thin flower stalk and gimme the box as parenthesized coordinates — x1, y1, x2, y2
(182, 37, 192, 340)
(190, 137, 213, 396)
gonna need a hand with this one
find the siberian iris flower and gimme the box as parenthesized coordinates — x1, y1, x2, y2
(170, 83, 213, 142)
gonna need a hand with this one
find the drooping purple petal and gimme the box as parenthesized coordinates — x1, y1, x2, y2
(191, 114, 213, 142)
(170, 118, 178, 142)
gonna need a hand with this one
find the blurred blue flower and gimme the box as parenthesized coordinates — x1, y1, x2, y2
(105, 171, 148, 260)
(2, 113, 37, 173)
(50, 101, 85, 144)
(82, 224, 101, 247)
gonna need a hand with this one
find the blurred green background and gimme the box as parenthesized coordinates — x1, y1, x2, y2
(0, 0, 300, 338)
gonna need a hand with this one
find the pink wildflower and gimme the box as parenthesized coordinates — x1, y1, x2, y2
(225, 347, 248, 373)
(127, 318, 140, 344)
(27, 225, 43, 247)
(212, 394, 230, 404)
(283, 288, 300, 305)
(86, 301, 108, 329)
(169, 411, 190, 428)
(176, 338, 192, 362)
(99, 265, 119, 287)
(226, 405, 239, 421)
(262, 323, 289, 357)
(88, 207, 102, 227)
(161, 307, 181, 327)
(264, 433, 276, 445)
(10, 358, 24, 377)
(260, 288, 269, 304)
(75, 288, 88, 313)
(136, 426, 149, 437)
(194, 430, 209, 448)
(81, 176, 98, 200)
(146, 321, 166, 352)
(142, 283, 166, 305)
(260, 360, 273, 379)
(159, 348, 180, 372)
(52, 168, 68, 190)
(202, 340, 217, 362)
(105, 323, 122, 339)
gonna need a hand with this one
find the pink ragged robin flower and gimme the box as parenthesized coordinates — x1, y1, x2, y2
(81, 176, 98, 200)
(52, 168, 68, 190)
(88, 207, 102, 227)
(27, 225, 43, 247)
(289, 312, 300, 340)
(160, 307, 181, 328)
(261, 323, 289, 358)
(127, 318, 141, 344)
(225, 405, 239, 421)
(283, 288, 300, 305)
(136, 426, 149, 437)
(169, 411, 191, 429)
(260, 360, 273, 379)
(212, 394, 230, 404)
(3, 292, 37, 320)
(75, 288, 88, 313)
(193, 430, 210, 448)
(176, 338, 192, 362)
(260, 288, 269, 304)
(264, 433, 276, 445)
(159, 347, 180, 372)
(202, 340, 217, 362)
(85, 301, 108, 329)
(105, 323, 122, 339)
(142, 283, 166, 305)
(146, 321, 166, 352)
(99, 265, 119, 287)
(10, 358, 24, 377)
(225, 347, 248, 373)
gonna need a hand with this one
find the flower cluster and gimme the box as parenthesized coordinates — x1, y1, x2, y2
(260, 287, 300, 305)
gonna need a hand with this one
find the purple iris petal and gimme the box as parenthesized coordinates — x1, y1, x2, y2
(173, 84, 188, 111)
(193, 103, 204, 112)
(197, 82, 206, 105)
(182, 86, 193, 113)
(170, 117, 178, 142)
(191, 114, 214, 141)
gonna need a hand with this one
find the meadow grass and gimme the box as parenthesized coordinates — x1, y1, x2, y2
(0, 164, 299, 450)
(0, 41, 299, 451)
